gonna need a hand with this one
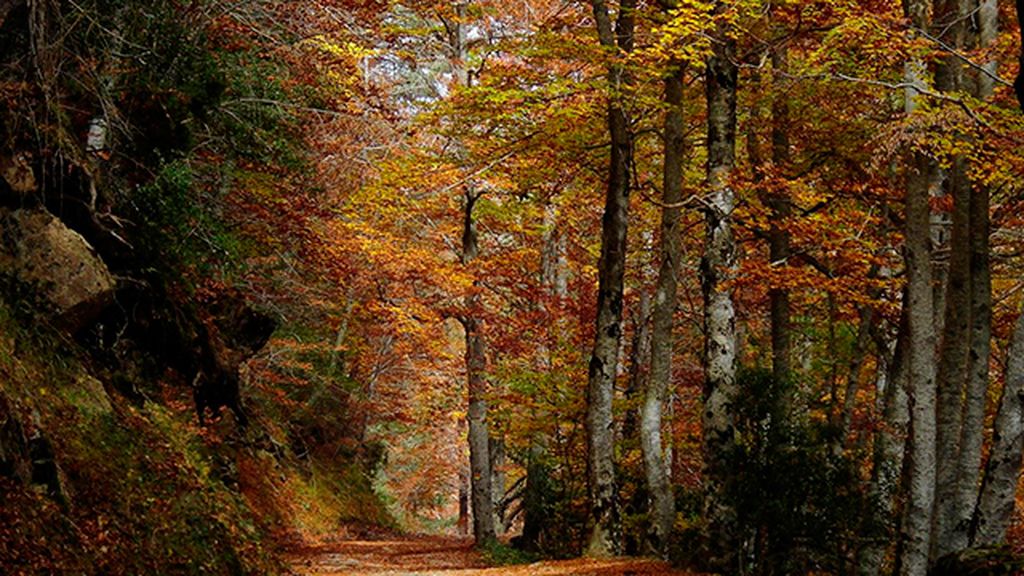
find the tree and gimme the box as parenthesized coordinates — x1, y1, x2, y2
(640, 16, 683, 554)
(584, 0, 636, 557)
(930, 0, 972, 561)
(700, 1, 739, 570)
(445, 1, 497, 544)
(897, 2, 938, 575)
(973, 310, 1024, 545)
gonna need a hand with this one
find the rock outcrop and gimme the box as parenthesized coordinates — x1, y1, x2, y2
(0, 208, 116, 332)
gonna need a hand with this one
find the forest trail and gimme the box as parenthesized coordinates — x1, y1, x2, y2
(288, 536, 701, 575)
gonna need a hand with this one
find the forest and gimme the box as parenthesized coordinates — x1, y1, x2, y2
(2, 0, 1024, 575)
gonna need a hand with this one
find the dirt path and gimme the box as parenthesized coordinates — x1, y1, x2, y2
(288, 536, 702, 576)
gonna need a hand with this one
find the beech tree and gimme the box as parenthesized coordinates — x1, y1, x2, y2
(584, 0, 636, 557)
(896, 1, 938, 572)
(701, 1, 739, 570)
(640, 1, 684, 555)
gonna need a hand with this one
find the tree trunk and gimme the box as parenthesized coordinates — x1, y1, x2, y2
(972, 310, 1024, 545)
(641, 59, 684, 557)
(768, 43, 792, 386)
(841, 303, 876, 447)
(929, 0, 970, 560)
(953, 174, 990, 549)
(520, 440, 549, 551)
(458, 453, 470, 536)
(965, 0, 1001, 546)
(490, 435, 506, 534)
(931, 159, 970, 561)
(443, 2, 496, 547)
(897, 31, 939, 573)
(931, 1, 994, 558)
(463, 188, 495, 545)
(584, 0, 635, 557)
(701, 4, 740, 572)
(626, 293, 652, 446)
(952, 2, 996, 553)
(858, 309, 910, 576)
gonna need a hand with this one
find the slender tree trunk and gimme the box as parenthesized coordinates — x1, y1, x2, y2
(859, 310, 910, 576)
(966, 0, 1001, 546)
(841, 303, 875, 446)
(458, 463, 470, 536)
(931, 161, 970, 562)
(931, 2, 994, 558)
(490, 435, 506, 534)
(626, 293, 652, 446)
(584, 0, 635, 557)
(929, 0, 970, 560)
(953, 171, 991, 549)
(641, 58, 684, 557)
(897, 30, 939, 573)
(972, 310, 1024, 545)
(951, 1, 996, 553)
(462, 188, 495, 544)
(768, 43, 792, 386)
(701, 4, 740, 571)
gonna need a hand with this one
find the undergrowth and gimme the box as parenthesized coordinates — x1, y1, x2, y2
(0, 301, 392, 574)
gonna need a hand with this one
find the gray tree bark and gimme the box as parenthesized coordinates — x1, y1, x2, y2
(641, 57, 684, 557)
(701, 3, 740, 572)
(953, 171, 991, 550)
(951, 0, 996, 554)
(898, 154, 938, 576)
(584, 0, 635, 557)
(972, 310, 1024, 545)
(931, 1, 994, 558)
(897, 29, 939, 574)
(931, 151, 970, 565)
(928, 1, 968, 560)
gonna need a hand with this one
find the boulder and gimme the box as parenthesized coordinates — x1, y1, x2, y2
(0, 208, 116, 332)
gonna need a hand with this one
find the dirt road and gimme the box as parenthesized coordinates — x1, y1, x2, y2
(288, 536, 702, 576)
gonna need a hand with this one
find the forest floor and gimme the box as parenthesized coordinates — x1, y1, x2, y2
(287, 535, 703, 576)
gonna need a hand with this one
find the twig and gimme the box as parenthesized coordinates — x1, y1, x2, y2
(915, 27, 1011, 89)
